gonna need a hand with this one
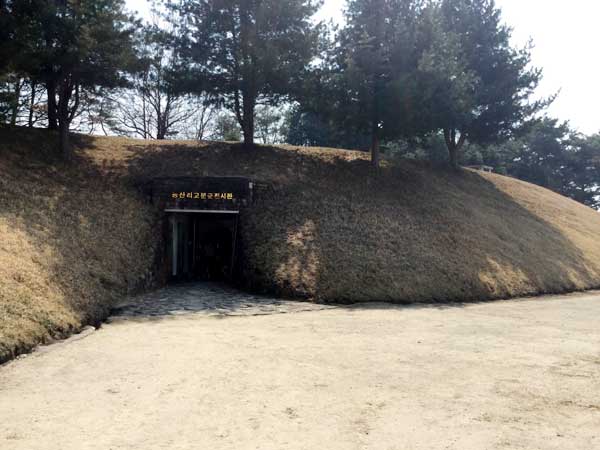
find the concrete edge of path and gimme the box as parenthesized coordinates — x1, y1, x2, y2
(1, 326, 96, 368)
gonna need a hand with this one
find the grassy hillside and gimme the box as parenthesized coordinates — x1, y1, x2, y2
(2, 126, 600, 361)
(100, 132, 600, 302)
(0, 128, 156, 363)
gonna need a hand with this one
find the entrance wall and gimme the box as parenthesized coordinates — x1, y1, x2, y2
(146, 177, 253, 284)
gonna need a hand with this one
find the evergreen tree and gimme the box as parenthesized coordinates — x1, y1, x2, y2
(320, 0, 425, 168)
(254, 105, 284, 145)
(284, 106, 332, 147)
(283, 104, 371, 149)
(10, 0, 138, 159)
(166, 0, 322, 149)
(458, 119, 599, 209)
(0, 0, 15, 75)
(506, 119, 600, 208)
(211, 112, 241, 142)
(419, 0, 547, 167)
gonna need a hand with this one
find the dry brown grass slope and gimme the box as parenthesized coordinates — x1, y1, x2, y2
(85, 130, 600, 302)
(0, 128, 156, 363)
(2, 126, 600, 361)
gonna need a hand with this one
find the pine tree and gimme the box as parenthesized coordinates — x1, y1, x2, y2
(0, 0, 15, 75)
(420, 0, 546, 168)
(321, 0, 425, 168)
(166, 0, 322, 150)
(10, 0, 138, 159)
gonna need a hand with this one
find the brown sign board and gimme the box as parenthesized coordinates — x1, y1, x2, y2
(148, 177, 253, 211)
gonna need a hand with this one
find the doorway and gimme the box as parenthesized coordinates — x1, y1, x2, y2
(167, 211, 239, 282)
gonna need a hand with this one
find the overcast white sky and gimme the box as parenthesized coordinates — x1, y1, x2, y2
(126, 0, 600, 135)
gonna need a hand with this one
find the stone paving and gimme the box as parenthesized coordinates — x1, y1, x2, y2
(111, 282, 334, 318)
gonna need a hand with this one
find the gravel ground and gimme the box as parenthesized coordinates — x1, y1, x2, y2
(111, 282, 335, 317)
(1, 285, 599, 450)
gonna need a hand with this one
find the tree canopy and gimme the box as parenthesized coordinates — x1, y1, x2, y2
(165, 0, 322, 149)
(418, 0, 547, 167)
(7, 0, 138, 157)
(312, 0, 426, 168)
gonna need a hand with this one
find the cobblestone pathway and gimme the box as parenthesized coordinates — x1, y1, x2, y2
(111, 282, 334, 318)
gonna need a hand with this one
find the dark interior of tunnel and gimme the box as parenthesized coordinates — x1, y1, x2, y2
(166, 212, 238, 283)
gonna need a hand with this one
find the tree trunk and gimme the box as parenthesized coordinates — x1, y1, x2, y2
(10, 79, 22, 126)
(46, 80, 58, 130)
(239, 2, 255, 151)
(156, 89, 166, 140)
(371, 122, 380, 170)
(444, 128, 466, 169)
(57, 80, 73, 161)
(242, 117, 254, 149)
(156, 111, 166, 140)
(28, 80, 36, 127)
(59, 119, 70, 161)
(242, 93, 255, 150)
(448, 145, 458, 168)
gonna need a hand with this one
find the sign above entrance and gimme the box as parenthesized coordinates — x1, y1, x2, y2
(149, 177, 253, 211)
(171, 192, 235, 201)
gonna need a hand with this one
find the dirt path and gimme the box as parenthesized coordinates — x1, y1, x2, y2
(1, 285, 600, 450)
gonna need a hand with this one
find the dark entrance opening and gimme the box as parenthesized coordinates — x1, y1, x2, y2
(167, 211, 239, 282)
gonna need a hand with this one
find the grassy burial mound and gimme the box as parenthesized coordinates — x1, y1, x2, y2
(2, 126, 600, 360)
(115, 137, 600, 303)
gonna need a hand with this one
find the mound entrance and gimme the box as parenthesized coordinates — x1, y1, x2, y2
(149, 177, 254, 284)
(167, 211, 238, 282)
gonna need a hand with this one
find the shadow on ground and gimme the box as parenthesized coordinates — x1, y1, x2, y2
(109, 281, 335, 321)
(108, 280, 600, 324)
